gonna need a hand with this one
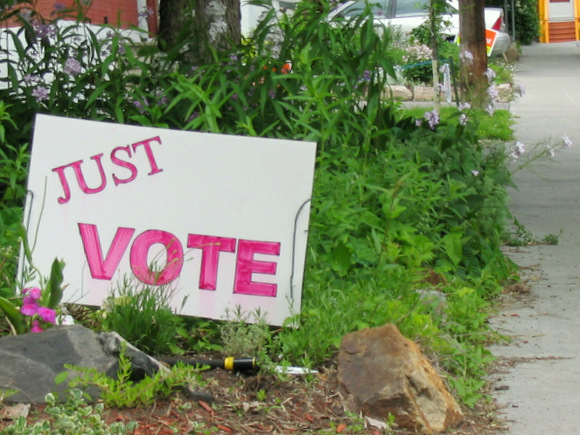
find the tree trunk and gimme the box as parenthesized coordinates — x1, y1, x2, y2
(158, 0, 241, 65)
(459, 0, 487, 106)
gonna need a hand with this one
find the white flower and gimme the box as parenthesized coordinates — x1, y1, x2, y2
(471, 170, 479, 176)
(562, 134, 573, 149)
(515, 142, 526, 155)
(459, 113, 468, 125)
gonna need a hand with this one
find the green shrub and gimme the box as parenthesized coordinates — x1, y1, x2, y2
(0, 0, 519, 408)
(100, 278, 185, 356)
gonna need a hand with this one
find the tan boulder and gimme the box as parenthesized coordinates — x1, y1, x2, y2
(386, 85, 413, 101)
(413, 86, 437, 101)
(338, 324, 463, 434)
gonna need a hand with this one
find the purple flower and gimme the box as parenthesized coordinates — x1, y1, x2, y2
(485, 104, 495, 116)
(268, 89, 276, 99)
(471, 170, 479, 176)
(37, 307, 57, 324)
(458, 102, 471, 111)
(23, 74, 39, 86)
(187, 112, 200, 123)
(64, 58, 82, 76)
(415, 119, 423, 127)
(483, 67, 496, 82)
(487, 84, 499, 101)
(32, 86, 49, 102)
(21, 301, 39, 317)
(424, 110, 440, 130)
(155, 91, 169, 105)
(459, 113, 468, 125)
(19, 9, 32, 22)
(515, 84, 526, 97)
(362, 70, 371, 82)
(53, 2, 66, 12)
(34, 23, 57, 42)
(138, 7, 154, 20)
(30, 320, 43, 333)
(133, 98, 149, 114)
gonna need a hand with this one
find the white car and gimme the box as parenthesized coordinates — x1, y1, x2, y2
(328, 0, 510, 57)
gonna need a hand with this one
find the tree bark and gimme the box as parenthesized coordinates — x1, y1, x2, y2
(158, 0, 241, 65)
(459, 0, 487, 106)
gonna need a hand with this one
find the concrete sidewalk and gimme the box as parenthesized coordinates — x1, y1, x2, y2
(488, 42, 580, 434)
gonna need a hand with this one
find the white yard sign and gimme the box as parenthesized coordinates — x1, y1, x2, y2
(23, 115, 316, 325)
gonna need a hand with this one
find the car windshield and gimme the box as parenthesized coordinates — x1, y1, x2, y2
(338, 0, 389, 18)
(393, 0, 429, 17)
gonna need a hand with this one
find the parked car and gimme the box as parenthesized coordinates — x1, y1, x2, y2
(328, 0, 510, 57)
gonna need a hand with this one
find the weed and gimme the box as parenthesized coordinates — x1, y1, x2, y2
(63, 342, 204, 408)
(503, 218, 561, 246)
(256, 389, 267, 402)
(1, 388, 137, 434)
(220, 307, 272, 357)
(100, 277, 185, 356)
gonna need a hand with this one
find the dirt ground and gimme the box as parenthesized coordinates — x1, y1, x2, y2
(0, 355, 514, 435)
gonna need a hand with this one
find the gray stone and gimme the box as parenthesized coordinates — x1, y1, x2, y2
(338, 324, 462, 434)
(0, 325, 118, 403)
(0, 325, 210, 404)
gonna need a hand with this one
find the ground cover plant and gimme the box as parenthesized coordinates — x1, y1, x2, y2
(0, 0, 561, 432)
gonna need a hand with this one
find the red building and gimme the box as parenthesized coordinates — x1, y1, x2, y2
(5, 0, 158, 33)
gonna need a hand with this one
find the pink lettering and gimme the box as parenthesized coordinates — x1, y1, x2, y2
(131, 136, 163, 176)
(111, 146, 138, 186)
(187, 235, 236, 290)
(234, 240, 280, 297)
(78, 224, 282, 297)
(78, 223, 135, 279)
(52, 136, 163, 204)
(130, 230, 183, 285)
(52, 154, 107, 204)
(52, 159, 82, 204)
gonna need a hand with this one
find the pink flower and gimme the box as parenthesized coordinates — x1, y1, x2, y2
(23, 287, 42, 300)
(21, 301, 39, 317)
(30, 320, 43, 333)
(37, 307, 57, 324)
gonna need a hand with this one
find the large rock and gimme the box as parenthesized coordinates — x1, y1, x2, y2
(386, 85, 413, 101)
(338, 324, 462, 434)
(0, 325, 200, 403)
(0, 325, 118, 403)
(413, 86, 437, 101)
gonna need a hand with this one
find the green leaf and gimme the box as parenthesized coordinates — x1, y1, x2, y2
(330, 241, 352, 276)
(0, 296, 25, 334)
(54, 371, 69, 385)
(442, 232, 463, 265)
(43, 259, 65, 310)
